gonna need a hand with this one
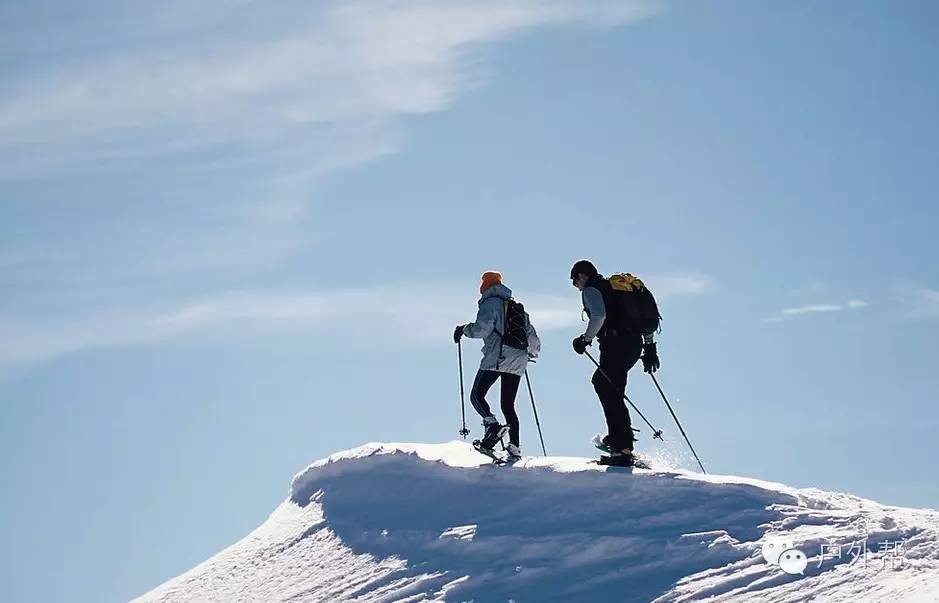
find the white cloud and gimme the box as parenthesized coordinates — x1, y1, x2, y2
(644, 274, 716, 297)
(0, 0, 662, 322)
(781, 304, 844, 316)
(0, 286, 482, 374)
(0, 271, 707, 376)
(0, 2, 674, 375)
(770, 299, 870, 322)
(906, 289, 939, 319)
(0, 0, 659, 175)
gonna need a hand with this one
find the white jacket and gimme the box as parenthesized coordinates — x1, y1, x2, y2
(462, 284, 541, 376)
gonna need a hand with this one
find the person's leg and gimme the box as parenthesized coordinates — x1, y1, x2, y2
(593, 339, 632, 451)
(472, 370, 508, 449)
(499, 373, 522, 446)
(469, 370, 500, 421)
(618, 337, 643, 444)
(602, 336, 643, 449)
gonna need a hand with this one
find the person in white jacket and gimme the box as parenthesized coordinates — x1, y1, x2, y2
(454, 271, 541, 458)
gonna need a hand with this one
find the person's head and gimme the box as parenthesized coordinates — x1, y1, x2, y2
(570, 259, 598, 291)
(480, 270, 503, 294)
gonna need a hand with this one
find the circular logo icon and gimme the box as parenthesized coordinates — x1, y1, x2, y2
(778, 548, 808, 575)
(761, 538, 794, 565)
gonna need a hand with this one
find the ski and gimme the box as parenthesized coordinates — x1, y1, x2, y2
(588, 456, 650, 469)
(472, 439, 507, 464)
(598, 454, 649, 468)
(590, 435, 650, 469)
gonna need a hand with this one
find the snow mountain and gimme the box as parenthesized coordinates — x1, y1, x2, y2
(135, 442, 939, 602)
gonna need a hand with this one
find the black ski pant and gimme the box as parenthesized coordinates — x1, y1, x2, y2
(469, 369, 522, 446)
(592, 335, 642, 451)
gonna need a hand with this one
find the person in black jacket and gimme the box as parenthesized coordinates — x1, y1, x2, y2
(570, 259, 660, 465)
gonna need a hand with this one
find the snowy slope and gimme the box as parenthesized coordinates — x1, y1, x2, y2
(135, 442, 939, 602)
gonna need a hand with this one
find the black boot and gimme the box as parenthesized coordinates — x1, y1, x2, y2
(593, 434, 634, 455)
(479, 420, 508, 450)
(598, 450, 636, 467)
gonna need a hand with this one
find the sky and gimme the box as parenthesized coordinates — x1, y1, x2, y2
(1, 1, 938, 601)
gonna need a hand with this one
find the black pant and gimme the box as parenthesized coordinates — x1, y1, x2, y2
(469, 370, 522, 446)
(592, 335, 642, 451)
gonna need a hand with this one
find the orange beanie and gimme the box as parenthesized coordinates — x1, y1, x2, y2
(480, 271, 503, 294)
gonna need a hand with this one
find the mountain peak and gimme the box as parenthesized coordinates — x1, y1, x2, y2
(137, 442, 939, 602)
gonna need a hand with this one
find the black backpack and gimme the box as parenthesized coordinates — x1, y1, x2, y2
(601, 273, 662, 337)
(498, 299, 530, 351)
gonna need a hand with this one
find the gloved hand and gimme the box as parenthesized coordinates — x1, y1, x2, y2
(572, 335, 591, 355)
(641, 342, 660, 373)
(453, 325, 465, 344)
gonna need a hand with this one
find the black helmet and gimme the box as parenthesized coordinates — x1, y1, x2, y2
(570, 259, 598, 281)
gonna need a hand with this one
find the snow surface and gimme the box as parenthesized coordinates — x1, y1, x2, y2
(135, 442, 939, 602)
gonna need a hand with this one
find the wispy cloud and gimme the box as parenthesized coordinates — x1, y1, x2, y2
(0, 0, 662, 333)
(645, 274, 716, 297)
(903, 288, 939, 319)
(1, 1, 673, 375)
(768, 299, 871, 322)
(0, 286, 540, 375)
(781, 304, 844, 316)
(0, 0, 659, 176)
(0, 272, 707, 376)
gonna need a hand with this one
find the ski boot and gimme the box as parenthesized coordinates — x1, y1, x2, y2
(478, 418, 508, 451)
(504, 443, 522, 461)
(472, 417, 509, 462)
(598, 450, 636, 467)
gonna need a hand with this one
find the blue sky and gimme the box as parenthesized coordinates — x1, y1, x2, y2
(2, 1, 938, 601)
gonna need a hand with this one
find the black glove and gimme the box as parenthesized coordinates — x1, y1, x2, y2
(641, 342, 660, 373)
(453, 325, 465, 344)
(572, 335, 590, 355)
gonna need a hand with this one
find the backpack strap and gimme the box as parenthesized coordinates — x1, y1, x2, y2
(495, 299, 508, 370)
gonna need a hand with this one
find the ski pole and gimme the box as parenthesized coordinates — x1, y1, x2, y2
(524, 370, 547, 456)
(649, 373, 707, 474)
(457, 340, 469, 438)
(584, 350, 664, 440)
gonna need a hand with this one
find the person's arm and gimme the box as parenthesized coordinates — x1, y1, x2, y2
(462, 298, 499, 339)
(525, 315, 541, 358)
(581, 287, 606, 341)
(641, 333, 660, 373)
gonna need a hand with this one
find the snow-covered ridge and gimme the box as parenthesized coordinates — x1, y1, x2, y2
(137, 442, 939, 602)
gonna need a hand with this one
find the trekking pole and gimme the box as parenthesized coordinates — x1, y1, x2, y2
(584, 350, 664, 440)
(524, 370, 547, 456)
(649, 373, 707, 474)
(457, 340, 470, 439)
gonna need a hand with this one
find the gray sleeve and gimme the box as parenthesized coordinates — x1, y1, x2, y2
(582, 287, 606, 341)
(526, 315, 541, 358)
